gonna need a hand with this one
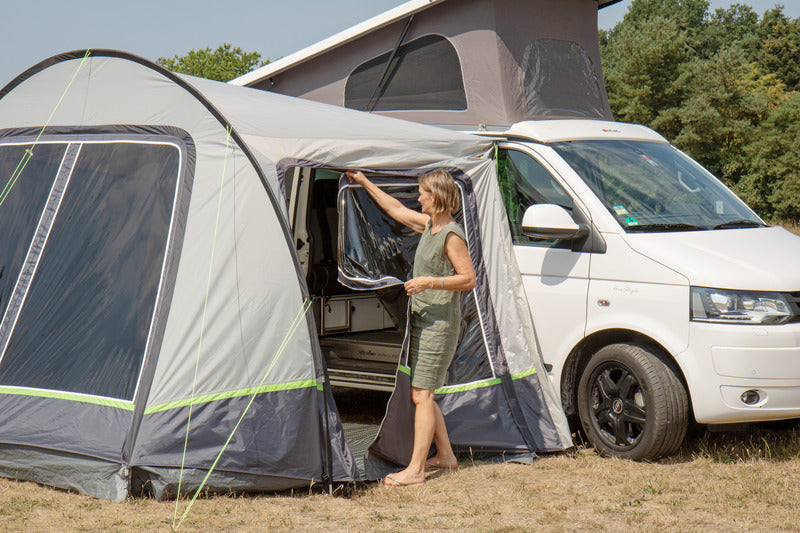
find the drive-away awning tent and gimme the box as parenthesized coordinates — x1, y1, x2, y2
(0, 50, 571, 501)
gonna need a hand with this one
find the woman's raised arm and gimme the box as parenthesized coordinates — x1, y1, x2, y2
(345, 170, 429, 233)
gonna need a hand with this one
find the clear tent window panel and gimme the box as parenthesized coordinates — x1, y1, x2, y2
(345, 34, 467, 112)
(0, 143, 67, 324)
(0, 142, 180, 400)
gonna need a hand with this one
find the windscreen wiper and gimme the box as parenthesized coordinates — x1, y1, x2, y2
(712, 220, 764, 230)
(626, 223, 706, 232)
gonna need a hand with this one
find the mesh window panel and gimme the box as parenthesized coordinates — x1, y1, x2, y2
(522, 39, 609, 120)
(0, 143, 66, 322)
(345, 34, 467, 111)
(0, 142, 179, 400)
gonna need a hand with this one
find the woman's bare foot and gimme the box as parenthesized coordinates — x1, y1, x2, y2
(380, 468, 426, 486)
(425, 454, 458, 470)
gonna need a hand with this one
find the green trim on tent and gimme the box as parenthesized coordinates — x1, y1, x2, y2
(434, 367, 538, 394)
(511, 367, 537, 380)
(144, 379, 318, 414)
(0, 386, 135, 410)
(435, 377, 501, 394)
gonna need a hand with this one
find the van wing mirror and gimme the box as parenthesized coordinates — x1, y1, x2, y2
(521, 204, 589, 240)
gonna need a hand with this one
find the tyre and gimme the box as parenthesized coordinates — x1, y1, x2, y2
(577, 343, 688, 460)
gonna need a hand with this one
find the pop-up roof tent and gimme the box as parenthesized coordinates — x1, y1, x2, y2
(232, 0, 618, 127)
(0, 50, 571, 501)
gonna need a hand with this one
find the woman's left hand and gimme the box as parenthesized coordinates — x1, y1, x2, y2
(404, 277, 433, 295)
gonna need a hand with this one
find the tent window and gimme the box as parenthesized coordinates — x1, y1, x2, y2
(345, 34, 467, 111)
(0, 143, 67, 323)
(521, 39, 610, 120)
(0, 142, 180, 400)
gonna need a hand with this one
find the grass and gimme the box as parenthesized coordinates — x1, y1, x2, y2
(1, 422, 800, 532)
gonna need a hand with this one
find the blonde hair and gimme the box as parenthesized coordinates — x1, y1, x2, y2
(419, 169, 460, 215)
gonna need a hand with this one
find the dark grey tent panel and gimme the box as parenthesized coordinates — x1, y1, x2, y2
(235, 0, 613, 126)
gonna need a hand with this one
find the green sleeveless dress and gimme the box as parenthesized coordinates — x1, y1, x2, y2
(408, 221, 467, 390)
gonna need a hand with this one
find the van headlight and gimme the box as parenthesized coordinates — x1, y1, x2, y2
(691, 287, 792, 325)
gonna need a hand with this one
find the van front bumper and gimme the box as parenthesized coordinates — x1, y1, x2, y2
(677, 322, 800, 424)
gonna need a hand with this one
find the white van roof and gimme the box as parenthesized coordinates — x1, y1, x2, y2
(505, 120, 670, 144)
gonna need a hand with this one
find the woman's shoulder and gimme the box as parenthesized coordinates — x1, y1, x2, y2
(442, 222, 466, 241)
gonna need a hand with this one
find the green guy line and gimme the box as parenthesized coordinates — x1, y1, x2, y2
(173, 125, 233, 527)
(172, 298, 312, 530)
(0, 50, 91, 210)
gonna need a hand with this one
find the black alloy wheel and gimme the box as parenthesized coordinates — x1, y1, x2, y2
(577, 343, 689, 460)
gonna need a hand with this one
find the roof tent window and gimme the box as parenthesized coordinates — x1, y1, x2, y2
(522, 39, 609, 120)
(0, 142, 180, 400)
(0, 143, 66, 324)
(345, 34, 467, 112)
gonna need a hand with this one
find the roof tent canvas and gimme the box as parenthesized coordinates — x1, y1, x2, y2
(0, 50, 571, 501)
(232, 0, 614, 127)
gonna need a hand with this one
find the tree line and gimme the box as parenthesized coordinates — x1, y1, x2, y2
(601, 0, 800, 221)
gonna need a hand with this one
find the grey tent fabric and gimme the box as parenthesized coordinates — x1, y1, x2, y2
(233, 0, 613, 127)
(0, 49, 570, 501)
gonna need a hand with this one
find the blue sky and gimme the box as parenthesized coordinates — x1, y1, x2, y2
(1, 0, 797, 86)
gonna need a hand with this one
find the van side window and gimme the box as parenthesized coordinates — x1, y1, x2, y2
(497, 148, 574, 247)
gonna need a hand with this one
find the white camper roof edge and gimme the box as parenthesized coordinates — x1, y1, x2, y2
(230, 0, 624, 88)
(505, 120, 670, 144)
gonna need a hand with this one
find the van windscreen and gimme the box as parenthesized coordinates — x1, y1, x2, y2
(552, 140, 763, 232)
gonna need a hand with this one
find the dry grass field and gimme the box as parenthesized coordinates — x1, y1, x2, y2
(1, 421, 799, 532)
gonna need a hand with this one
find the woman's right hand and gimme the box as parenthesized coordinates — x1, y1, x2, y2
(345, 170, 367, 185)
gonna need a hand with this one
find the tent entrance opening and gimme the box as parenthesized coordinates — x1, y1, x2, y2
(287, 167, 405, 392)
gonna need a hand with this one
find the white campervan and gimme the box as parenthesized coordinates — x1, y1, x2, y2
(231, 0, 800, 459)
(478, 118, 800, 459)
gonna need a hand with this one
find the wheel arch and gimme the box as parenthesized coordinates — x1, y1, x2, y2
(560, 328, 690, 419)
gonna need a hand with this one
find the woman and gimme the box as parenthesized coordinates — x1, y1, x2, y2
(345, 169, 476, 487)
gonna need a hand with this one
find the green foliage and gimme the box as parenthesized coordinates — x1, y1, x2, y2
(738, 92, 800, 219)
(601, 1, 800, 221)
(156, 43, 268, 82)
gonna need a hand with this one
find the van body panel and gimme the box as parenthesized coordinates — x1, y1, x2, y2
(514, 245, 589, 382)
(623, 227, 800, 291)
(585, 234, 690, 357)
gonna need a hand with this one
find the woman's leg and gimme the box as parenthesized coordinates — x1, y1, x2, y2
(381, 386, 436, 486)
(427, 402, 458, 469)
